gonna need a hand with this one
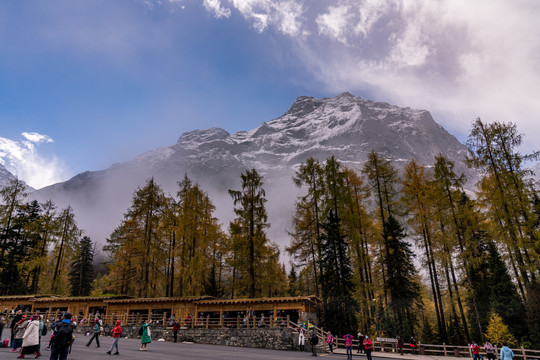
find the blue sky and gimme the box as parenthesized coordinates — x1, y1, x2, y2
(1, 0, 539, 189)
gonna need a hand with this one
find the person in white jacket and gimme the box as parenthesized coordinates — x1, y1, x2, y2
(19, 315, 41, 359)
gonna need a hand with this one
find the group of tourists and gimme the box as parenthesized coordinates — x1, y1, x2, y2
(4, 310, 75, 359)
(2, 311, 126, 360)
(471, 340, 515, 360)
(296, 323, 319, 356)
(338, 333, 374, 360)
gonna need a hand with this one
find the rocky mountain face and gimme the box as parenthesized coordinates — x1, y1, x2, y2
(30, 92, 474, 246)
(0, 163, 15, 188)
(0, 163, 33, 191)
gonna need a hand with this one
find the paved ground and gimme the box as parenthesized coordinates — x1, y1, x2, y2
(0, 335, 462, 360)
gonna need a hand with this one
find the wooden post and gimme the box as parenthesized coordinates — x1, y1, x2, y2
(444, 343, 447, 357)
(206, 315, 209, 329)
(495, 346, 499, 359)
(287, 315, 290, 328)
(521, 347, 527, 360)
(219, 306, 223, 328)
(468, 344, 473, 359)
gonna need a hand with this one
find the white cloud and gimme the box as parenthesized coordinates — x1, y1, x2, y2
(0, 133, 68, 189)
(203, 0, 304, 35)
(203, 0, 231, 19)
(22, 132, 54, 144)
(316, 5, 351, 44)
(287, 0, 540, 151)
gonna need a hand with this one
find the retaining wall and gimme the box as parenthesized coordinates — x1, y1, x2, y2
(75, 325, 314, 351)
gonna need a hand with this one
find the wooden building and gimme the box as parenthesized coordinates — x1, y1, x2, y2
(0, 295, 319, 326)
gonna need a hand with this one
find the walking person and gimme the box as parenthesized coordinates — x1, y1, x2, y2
(140, 319, 152, 351)
(10, 311, 23, 350)
(18, 314, 40, 358)
(49, 312, 75, 360)
(298, 327, 306, 352)
(484, 341, 495, 360)
(85, 320, 101, 348)
(357, 332, 365, 353)
(344, 334, 354, 360)
(326, 331, 336, 354)
(172, 320, 179, 343)
(363, 335, 373, 360)
(500, 342, 514, 360)
(309, 331, 319, 357)
(410, 337, 417, 355)
(106, 320, 122, 355)
(38, 316, 45, 354)
(11, 316, 29, 353)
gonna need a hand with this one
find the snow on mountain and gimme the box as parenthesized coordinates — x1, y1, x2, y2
(30, 93, 473, 247)
(0, 163, 33, 191)
(0, 163, 16, 188)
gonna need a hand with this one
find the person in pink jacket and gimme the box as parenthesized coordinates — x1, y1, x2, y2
(344, 334, 354, 360)
(326, 332, 335, 354)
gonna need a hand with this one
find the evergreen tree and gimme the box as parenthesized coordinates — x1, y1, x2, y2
(288, 158, 325, 297)
(69, 236, 95, 296)
(288, 266, 300, 297)
(384, 215, 420, 337)
(50, 206, 80, 294)
(486, 242, 527, 341)
(229, 169, 270, 298)
(319, 209, 358, 335)
(0, 178, 27, 294)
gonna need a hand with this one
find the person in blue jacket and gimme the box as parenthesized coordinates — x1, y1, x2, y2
(500, 342, 514, 360)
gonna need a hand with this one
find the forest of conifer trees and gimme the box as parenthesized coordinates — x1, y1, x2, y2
(1, 119, 539, 347)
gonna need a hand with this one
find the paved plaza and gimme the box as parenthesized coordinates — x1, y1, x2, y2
(0, 334, 460, 360)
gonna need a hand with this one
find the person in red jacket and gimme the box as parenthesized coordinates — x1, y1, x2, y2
(106, 320, 122, 355)
(472, 341, 484, 360)
(363, 335, 373, 360)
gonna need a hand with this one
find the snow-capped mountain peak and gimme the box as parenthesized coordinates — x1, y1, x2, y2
(31, 92, 472, 246)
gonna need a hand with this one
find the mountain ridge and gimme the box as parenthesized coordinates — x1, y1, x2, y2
(31, 92, 473, 246)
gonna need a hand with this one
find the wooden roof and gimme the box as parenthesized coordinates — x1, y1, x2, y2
(0, 295, 38, 301)
(31, 296, 130, 303)
(105, 296, 213, 304)
(196, 296, 320, 305)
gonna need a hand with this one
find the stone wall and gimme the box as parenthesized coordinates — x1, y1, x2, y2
(75, 325, 321, 352)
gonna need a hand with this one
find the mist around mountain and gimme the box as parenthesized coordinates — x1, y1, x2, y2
(30, 92, 475, 247)
(0, 163, 33, 191)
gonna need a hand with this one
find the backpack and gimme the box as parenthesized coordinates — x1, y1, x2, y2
(53, 323, 74, 349)
(311, 334, 319, 345)
(139, 326, 143, 336)
(42, 325, 48, 336)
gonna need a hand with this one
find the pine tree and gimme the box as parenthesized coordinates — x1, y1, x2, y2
(0, 178, 27, 294)
(320, 209, 358, 335)
(69, 236, 95, 296)
(384, 215, 420, 337)
(288, 266, 300, 296)
(288, 158, 325, 297)
(229, 169, 270, 298)
(486, 242, 527, 341)
(50, 206, 80, 294)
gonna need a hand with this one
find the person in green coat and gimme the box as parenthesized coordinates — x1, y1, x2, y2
(140, 319, 152, 351)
